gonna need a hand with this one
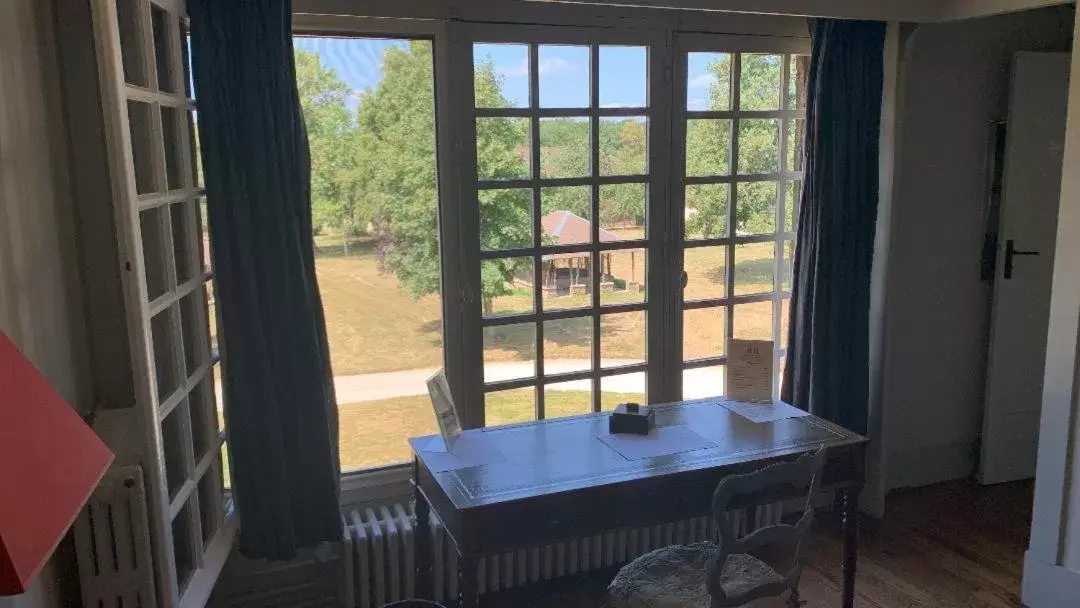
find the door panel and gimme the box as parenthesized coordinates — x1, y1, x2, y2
(980, 52, 1070, 485)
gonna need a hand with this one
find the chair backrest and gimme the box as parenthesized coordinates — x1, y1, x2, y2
(705, 445, 826, 607)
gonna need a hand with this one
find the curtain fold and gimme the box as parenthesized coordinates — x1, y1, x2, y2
(188, 0, 340, 559)
(781, 20, 886, 435)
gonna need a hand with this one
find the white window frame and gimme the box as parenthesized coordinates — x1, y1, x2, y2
(91, 0, 234, 605)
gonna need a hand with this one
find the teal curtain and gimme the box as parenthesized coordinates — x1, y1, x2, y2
(782, 20, 886, 435)
(189, 0, 340, 559)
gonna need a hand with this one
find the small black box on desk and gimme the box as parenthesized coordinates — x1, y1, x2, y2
(609, 402, 655, 435)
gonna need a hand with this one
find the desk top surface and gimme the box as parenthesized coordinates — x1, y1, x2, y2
(410, 398, 867, 511)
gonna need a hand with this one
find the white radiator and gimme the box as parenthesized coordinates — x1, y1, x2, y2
(342, 502, 783, 608)
(74, 465, 157, 608)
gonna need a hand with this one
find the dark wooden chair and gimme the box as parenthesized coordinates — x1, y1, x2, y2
(607, 446, 826, 608)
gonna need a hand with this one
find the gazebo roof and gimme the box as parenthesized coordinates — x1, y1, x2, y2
(540, 211, 623, 260)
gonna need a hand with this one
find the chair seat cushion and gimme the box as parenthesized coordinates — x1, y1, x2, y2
(607, 542, 785, 608)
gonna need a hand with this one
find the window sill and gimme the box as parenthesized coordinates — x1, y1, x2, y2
(340, 462, 412, 511)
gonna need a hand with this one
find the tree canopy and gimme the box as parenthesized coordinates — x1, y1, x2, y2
(295, 45, 794, 304)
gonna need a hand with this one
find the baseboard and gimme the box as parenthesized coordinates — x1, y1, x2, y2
(887, 441, 975, 490)
(1022, 553, 1080, 607)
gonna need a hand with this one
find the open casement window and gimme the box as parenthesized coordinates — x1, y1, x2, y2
(671, 34, 810, 400)
(91, 0, 233, 604)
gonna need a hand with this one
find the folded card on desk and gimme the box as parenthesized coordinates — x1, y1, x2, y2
(726, 339, 773, 402)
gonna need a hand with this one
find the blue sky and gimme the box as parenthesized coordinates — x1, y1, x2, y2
(293, 37, 715, 112)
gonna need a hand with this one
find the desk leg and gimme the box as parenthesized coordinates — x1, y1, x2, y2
(414, 469, 432, 599)
(840, 486, 859, 608)
(458, 553, 479, 608)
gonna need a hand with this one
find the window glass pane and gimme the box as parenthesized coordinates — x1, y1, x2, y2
(684, 307, 727, 361)
(161, 403, 188, 499)
(197, 463, 222, 549)
(189, 373, 215, 461)
(220, 442, 231, 490)
(785, 181, 800, 233)
(181, 21, 193, 98)
(207, 280, 219, 355)
(484, 323, 536, 383)
(683, 365, 725, 400)
(687, 53, 731, 111)
(172, 498, 196, 591)
(541, 186, 590, 244)
(295, 37, 444, 471)
(486, 386, 536, 426)
(128, 101, 157, 194)
(171, 202, 193, 283)
(545, 380, 593, 418)
(116, 0, 147, 87)
(737, 119, 779, 175)
(140, 207, 169, 301)
(539, 117, 590, 178)
(786, 119, 805, 173)
(476, 118, 531, 180)
(601, 374, 646, 410)
(480, 188, 532, 251)
(151, 308, 179, 402)
(734, 242, 776, 296)
(474, 43, 529, 108)
(780, 298, 791, 349)
(782, 240, 794, 291)
(788, 55, 810, 110)
(483, 257, 533, 317)
(601, 248, 646, 306)
(542, 253, 591, 312)
(188, 111, 201, 187)
(151, 6, 176, 93)
(600, 183, 646, 240)
(683, 245, 726, 301)
(733, 301, 773, 341)
(739, 54, 782, 111)
(600, 46, 647, 108)
(198, 198, 210, 271)
(601, 311, 645, 366)
(599, 117, 647, 176)
(684, 184, 729, 240)
(179, 288, 208, 377)
(161, 106, 183, 190)
(736, 181, 778, 235)
(539, 45, 589, 108)
(544, 317, 592, 374)
(685, 119, 730, 177)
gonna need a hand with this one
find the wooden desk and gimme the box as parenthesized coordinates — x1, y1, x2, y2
(410, 399, 868, 607)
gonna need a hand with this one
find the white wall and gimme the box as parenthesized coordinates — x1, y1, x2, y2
(0, 0, 89, 606)
(1022, 8, 1080, 604)
(883, 5, 1074, 490)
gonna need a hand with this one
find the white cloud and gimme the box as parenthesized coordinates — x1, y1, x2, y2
(502, 58, 529, 77)
(600, 102, 635, 109)
(688, 73, 714, 89)
(687, 98, 707, 110)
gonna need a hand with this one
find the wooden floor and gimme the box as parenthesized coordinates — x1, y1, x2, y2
(487, 480, 1034, 608)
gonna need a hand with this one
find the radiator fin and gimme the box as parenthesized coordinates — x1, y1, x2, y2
(342, 503, 782, 608)
(74, 465, 157, 608)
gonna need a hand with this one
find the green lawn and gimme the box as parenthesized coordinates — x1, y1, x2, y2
(337, 390, 643, 470)
(289, 231, 784, 470)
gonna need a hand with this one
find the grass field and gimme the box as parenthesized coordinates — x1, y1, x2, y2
(313, 232, 786, 376)
(337, 390, 643, 469)
(306, 231, 786, 470)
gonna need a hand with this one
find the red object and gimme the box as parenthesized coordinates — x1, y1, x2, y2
(0, 331, 113, 595)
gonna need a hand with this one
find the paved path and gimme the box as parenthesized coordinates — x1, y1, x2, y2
(331, 359, 726, 404)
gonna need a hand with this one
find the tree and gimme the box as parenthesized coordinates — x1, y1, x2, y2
(351, 47, 528, 311)
(294, 50, 357, 247)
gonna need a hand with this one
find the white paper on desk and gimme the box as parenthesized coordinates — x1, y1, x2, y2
(419, 434, 506, 472)
(718, 399, 809, 423)
(597, 425, 716, 460)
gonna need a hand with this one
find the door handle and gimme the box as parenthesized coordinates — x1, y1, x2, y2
(1004, 239, 1039, 279)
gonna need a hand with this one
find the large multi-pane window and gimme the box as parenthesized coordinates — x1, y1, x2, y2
(677, 43, 809, 399)
(469, 38, 654, 422)
(98, 0, 230, 604)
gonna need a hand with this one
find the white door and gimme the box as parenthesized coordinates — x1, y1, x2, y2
(980, 52, 1070, 485)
